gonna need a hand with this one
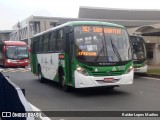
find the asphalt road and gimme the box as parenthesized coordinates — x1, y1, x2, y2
(1, 67, 160, 120)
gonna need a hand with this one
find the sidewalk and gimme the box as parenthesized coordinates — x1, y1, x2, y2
(148, 65, 160, 70)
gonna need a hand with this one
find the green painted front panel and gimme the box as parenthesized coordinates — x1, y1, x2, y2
(74, 60, 132, 76)
(63, 52, 72, 85)
(59, 52, 75, 86)
(67, 59, 133, 87)
(134, 63, 145, 68)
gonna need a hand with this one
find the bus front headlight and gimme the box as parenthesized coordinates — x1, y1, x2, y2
(25, 59, 29, 62)
(76, 65, 89, 76)
(7, 59, 11, 63)
(126, 65, 133, 74)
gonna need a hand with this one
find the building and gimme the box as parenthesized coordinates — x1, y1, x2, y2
(0, 30, 14, 42)
(10, 7, 160, 65)
(10, 15, 102, 46)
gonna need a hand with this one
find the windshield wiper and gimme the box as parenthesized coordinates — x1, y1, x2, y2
(110, 37, 122, 62)
(93, 45, 105, 62)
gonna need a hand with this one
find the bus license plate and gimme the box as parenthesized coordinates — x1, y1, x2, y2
(104, 78, 114, 82)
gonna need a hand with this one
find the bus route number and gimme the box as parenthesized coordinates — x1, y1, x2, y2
(82, 26, 91, 32)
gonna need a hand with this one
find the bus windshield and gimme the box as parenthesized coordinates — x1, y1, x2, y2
(6, 46, 28, 59)
(74, 26, 132, 63)
(130, 36, 146, 60)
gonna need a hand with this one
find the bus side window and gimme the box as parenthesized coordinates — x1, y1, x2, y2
(56, 29, 64, 52)
(35, 37, 39, 53)
(49, 31, 56, 52)
(38, 35, 44, 52)
(48, 32, 51, 52)
(43, 33, 49, 52)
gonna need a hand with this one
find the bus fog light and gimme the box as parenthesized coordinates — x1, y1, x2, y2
(76, 65, 89, 76)
(25, 60, 29, 62)
(77, 66, 82, 71)
(7, 59, 11, 63)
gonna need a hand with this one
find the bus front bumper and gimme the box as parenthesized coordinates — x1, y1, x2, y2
(134, 65, 147, 73)
(74, 70, 134, 88)
(5, 59, 29, 67)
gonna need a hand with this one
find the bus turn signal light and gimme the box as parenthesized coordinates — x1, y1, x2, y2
(59, 54, 64, 59)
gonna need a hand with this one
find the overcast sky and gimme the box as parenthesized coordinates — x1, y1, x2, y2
(1, 0, 160, 30)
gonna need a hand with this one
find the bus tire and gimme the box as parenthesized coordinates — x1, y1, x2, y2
(38, 66, 45, 83)
(107, 86, 115, 90)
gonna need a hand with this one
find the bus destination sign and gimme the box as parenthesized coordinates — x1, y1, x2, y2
(81, 26, 122, 34)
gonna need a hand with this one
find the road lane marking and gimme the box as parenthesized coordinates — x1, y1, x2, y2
(21, 70, 31, 72)
(9, 69, 25, 73)
(29, 103, 51, 120)
(2, 68, 16, 72)
(15, 68, 31, 72)
(6, 68, 29, 73)
(1, 67, 31, 73)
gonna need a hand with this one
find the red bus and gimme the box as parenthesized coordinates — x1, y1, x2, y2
(0, 41, 29, 67)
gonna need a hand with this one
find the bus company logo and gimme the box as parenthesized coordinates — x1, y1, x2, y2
(95, 68, 98, 72)
(112, 67, 117, 71)
(118, 66, 126, 70)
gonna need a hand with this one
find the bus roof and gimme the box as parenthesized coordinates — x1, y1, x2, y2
(2, 41, 27, 46)
(32, 21, 125, 38)
(67, 21, 125, 28)
(129, 35, 146, 43)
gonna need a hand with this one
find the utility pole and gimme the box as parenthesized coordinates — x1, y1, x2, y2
(17, 21, 21, 41)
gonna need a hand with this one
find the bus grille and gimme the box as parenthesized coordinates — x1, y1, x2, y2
(91, 71, 124, 76)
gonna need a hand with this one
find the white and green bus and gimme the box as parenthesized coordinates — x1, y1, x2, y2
(30, 21, 133, 91)
(130, 35, 147, 73)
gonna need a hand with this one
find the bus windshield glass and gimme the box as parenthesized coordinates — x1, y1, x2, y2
(6, 46, 28, 59)
(74, 26, 132, 63)
(130, 36, 146, 60)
